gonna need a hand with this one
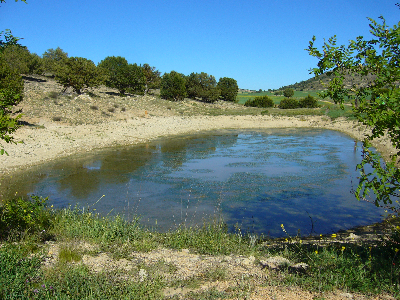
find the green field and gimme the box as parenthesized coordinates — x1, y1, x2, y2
(236, 90, 325, 105)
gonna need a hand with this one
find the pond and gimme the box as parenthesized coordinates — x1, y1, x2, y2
(0, 128, 386, 237)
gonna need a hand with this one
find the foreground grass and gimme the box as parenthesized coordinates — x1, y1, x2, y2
(1, 196, 399, 299)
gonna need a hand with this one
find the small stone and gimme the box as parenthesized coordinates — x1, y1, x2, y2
(259, 256, 291, 270)
(138, 269, 147, 282)
(289, 262, 309, 274)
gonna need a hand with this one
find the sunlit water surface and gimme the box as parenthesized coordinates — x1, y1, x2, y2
(0, 128, 386, 237)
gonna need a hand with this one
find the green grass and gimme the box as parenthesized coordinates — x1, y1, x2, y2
(0, 196, 399, 299)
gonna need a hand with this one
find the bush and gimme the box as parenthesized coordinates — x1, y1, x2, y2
(0, 57, 24, 155)
(98, 56, 146, 96)
(160, 71, 187, 101)
(55, 57, 104, 94)
(244, 95, 274, 108)
(217, 77, 238, 102)
(283, 88, 294, 98)
(278, 98, 299, 109)
(186, 72, 221, 103)
(0, 196, 54, 240)
(1, 45, 43, 75)
(42, 47, 68, 75)
(299, 94, 319, 108)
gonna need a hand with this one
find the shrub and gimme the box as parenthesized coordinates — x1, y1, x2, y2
(98, 56, 146, 96)
(186, 72, 221, 103)
(55, 57, 104, 94)
(0, 57, 24, 155)
(283, 88, 294, 98)
(299, 94, 319, 108)
(42, 47, 68, 75)
(244, 95, 274, 108)
(217, 77, 238, 102)
(160, 71, 187, 101)
(279, 98, 299, 109)
(0, 196, 54, 240)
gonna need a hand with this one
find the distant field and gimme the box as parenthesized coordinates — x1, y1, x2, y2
(236, 90, 355, 120)
(236, 90, 324, 105)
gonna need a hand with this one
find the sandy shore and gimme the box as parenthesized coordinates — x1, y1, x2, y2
(0, 114, 396, 175)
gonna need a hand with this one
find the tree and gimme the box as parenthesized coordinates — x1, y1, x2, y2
(283, 88, 294, 98)
(98, 56, 145, 96)
(55, 57, 104, 94)
(1, 45, 43, 75)
(142, 63, 161, 94)
(42, 47, 68, 74)
(307, 16, 400, 213)
(217, 77, 238, 102)
(0, 2, 27, 155)
(160, 71, 187, 101)
(0, 32, 24, 155)
(186, 72, 220, 103)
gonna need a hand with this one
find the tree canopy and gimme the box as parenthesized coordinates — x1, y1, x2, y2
(186, 72, 220, 103)
(217, 77, 238, 102)
(307, 15, 400, 213)
(0, 30, 24, 155)
(98, 56, 145, 96)
(55, 57, 104, 94)
(160, 71, 187, 101)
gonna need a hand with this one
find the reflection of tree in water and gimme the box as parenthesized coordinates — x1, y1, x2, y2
(56, 146, 155, 199)
(0, 170, 47, 200)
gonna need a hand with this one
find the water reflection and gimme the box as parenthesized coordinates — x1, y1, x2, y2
(0, 128, 385, 237)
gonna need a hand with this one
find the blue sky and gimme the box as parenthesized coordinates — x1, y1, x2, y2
(1, 0, 398, 90)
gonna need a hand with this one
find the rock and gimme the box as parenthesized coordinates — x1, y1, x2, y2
(260, 256, 309, 273)
(138, 268, 148, 282)
(289, 262, 309, 274)
(259, 256, 291, 270)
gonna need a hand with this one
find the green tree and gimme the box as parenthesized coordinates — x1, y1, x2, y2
(283, 88, 294, 98)
(217, 77, 238, 102)
(307, 16, 400, 213)
(186, 72, 220, 103)
(98, 56, 145, 96)
(142, 63, 161, 94)
(0, 3, 27, 155)
(42, 47, 68, 74)
(1, 45, 43, 75)
(55, 57, 104, 94)
(160, 71, 187, 101)
(0, 32, 24, 155)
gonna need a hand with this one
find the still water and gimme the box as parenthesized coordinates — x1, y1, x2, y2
(0, 128, 385, 237)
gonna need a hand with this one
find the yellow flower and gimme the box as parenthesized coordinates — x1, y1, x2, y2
(280, 224, 284, 229)
(396, 226, 400, 231)
(51, 205, 53, 208)
(315, 250, 318, 254)
(395, 248, 399, 253)
(341, 246, 346, 251)
(331, 234, 337, 238)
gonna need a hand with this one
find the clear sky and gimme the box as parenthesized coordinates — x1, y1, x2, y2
(1, 0, 399, 90)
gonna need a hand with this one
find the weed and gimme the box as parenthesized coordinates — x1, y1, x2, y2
(58, 245, 82, 263)
(90, 105, 98, 110)
(47, 91, 59, 99)
(52, 116, 62, 122)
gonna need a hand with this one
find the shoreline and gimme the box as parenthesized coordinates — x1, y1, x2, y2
(0, 114, 396, 176)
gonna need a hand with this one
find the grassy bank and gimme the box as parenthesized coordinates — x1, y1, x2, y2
(1, 196, 399, 299)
